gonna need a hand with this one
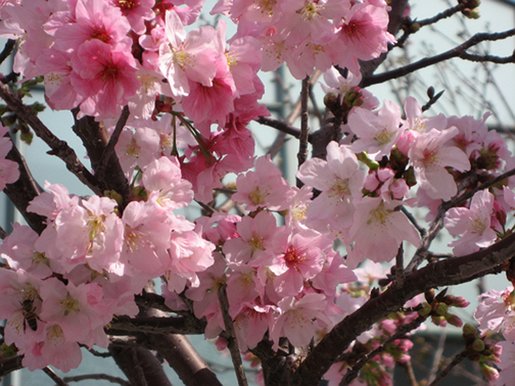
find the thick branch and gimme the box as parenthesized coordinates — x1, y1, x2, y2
(293, 232, 515, 386)
(362, 28, 515, 87)
(71, 110, 130, 207)
(96, 106, 130, 181)
(4, 134, 45, 233)
(109, 342, 173, 386)
(143, 334, 223, 386)
(108, 315, 205, 336)
(218, 284, 248, 386)
(0, 84, 101, 194)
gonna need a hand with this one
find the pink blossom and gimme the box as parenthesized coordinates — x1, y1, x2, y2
(54, 0, 131, 52)
(348, 101, 403, 160)
(475, 287, 515, 340)
(329, 3, 395, 75)
(181, 58, 236, 129)
(158, 10, 219, 97)
(347, 197, 420, 266)
(445, 190, 497, 256)
(298, 141, 365, 236)
(233, 156, 295, 211)
(165, 230, 215, 292)
(268, 229, 325, 296)
(142, 156, 194, 210)
(496, 340, 515, 385)
(39, 278, 110, 345)
(112, 0, 155, 34)
(270, 293, 331, 349)
(233, 304, 274, 351)
(223, 211, 280, 265)
(70, 40, 139, 118)
(409, 127, 471, 200)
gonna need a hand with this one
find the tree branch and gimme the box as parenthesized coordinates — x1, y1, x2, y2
(255, 116, 301, 139)
(297, 77, 310, 187)
(62, 373, 130, 386)
(428, 349, 468, 386)
(109, 341, 173, 386)
(142, 334, 223, 386)
(0, 84, 101, 194)
(107, 314, 205, 336)
(294, 231, 515, 386)
(95, 105, 130, 182)
(4, 132, 46, 233)
(42, 366, 67, 386)
(362, 28, 515, 87)
(218, 284, 248, 386)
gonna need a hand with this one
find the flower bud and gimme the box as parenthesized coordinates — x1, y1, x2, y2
(434, 302, 448, 316)
(446, 313, 463, 327)
(472, 338, 485, 352)
(462, 323, 478, 339)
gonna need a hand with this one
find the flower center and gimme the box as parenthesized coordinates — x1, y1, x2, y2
(117, 0, 137, 10)
(60, 294, 80, 316)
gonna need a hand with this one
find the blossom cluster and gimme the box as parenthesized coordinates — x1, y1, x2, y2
(0, 0, 513, 385)
(0, 156, 215, 370)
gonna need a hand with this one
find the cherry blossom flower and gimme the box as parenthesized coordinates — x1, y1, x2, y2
(347, 197, 420, 266)
(409, 127, 471, 200)
(158, 10, 220, 97)
(445, 189, 497, 256)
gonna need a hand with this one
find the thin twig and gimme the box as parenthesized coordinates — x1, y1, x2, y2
(256, 116, 301, 139)
(63, 373, 130, 386)
(362, 28, 515, 87)
(218, 283, 248, 386)
(0, 40, 15, 66)
(0, 84, 101, 194)
(0, 225, 7, 239)
(396, 3, 467, 48)
(428, 350, 468, 386)
(406, 167, 515, 271)
(96, 105, 130, 180)
(427, 331, 447, 384)
(42, 366, 68, 386)
(297, 77, 310, 174)
(402, 360, 419, 386)
(340, 316, 425, 385)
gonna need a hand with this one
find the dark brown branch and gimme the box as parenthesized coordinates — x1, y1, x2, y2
(362, 28, 515, 87)
(0, 355, 23, 378)
(428, 349, 468, 386)
(218, 284, 248, 386)
(96, 105, 130, 181)
(0, 84, 101, 194)
(297, 77, 310, 186)
(143, 334, 223, 386)
(108, 315, 205, 336)
(109, 341, 173, 386)
(63, 373, 130, 386)
(459, 52, 515, 64)
(396, 3, 467, 48)
(255, 116, 301, 139)
(0, 40, 15, 66)
(4, 132, 46, 233)
(71, 110, 130, 207)
(340, 316, 425, 385)
(293, 231, 515, 386)
(42, 366, 68, 386)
